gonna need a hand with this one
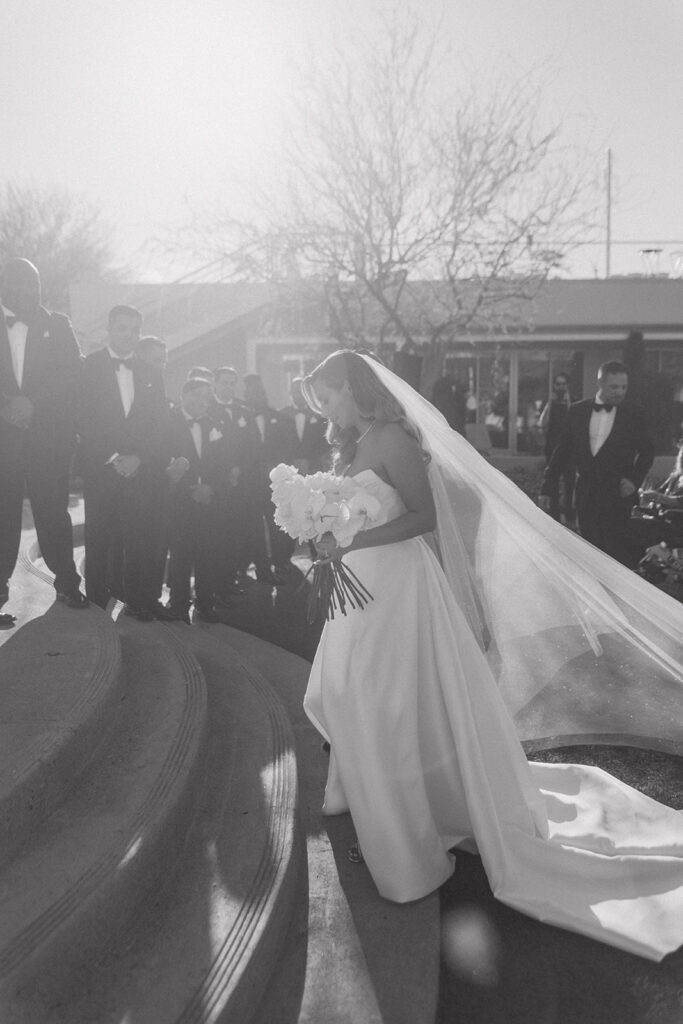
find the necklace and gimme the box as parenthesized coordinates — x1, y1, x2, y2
(356, 421, 375, 444)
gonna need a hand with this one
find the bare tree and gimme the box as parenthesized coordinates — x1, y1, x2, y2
(0, 182, 118, 311)
(167, 8, 598, 393)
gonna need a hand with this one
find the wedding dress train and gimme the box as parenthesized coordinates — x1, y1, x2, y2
(304, 470, 683, 962)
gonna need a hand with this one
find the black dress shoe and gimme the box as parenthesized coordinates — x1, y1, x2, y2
(0, 612, 16, 628)
(167, 606, 191, 624)
(152, 602, 178, 621)
(123, 604, 155, 622)
(194, 604, 220, 623)
(56, 589, 90, 609)
(256, 569, 280, 585)
(225, 580, 247, 595)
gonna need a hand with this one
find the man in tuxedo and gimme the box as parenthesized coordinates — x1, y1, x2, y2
(538, 372, 576, 525)
(77, 305, 169, 619)
(242, 373, 298, 582)
(137, 335, 168, 374)
(539, 360, 654, 567)
(164, 378, 226, 623)
(279, 376, 330, 475)
(210, 365, 256, 599)
(0, 257, 87, 623)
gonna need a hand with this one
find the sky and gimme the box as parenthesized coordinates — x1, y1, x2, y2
(1, 0, 682, 282)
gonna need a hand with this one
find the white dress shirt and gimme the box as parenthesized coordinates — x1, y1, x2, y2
(107, 346, 135, 417)
(3, 305, 28, 388)
(183, 412, 203, 458)
(295, 411, 306, 441)
(589, 399, 616, 456)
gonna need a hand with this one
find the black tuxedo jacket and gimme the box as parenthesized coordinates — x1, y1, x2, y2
(249, 406, 298, 468)
(279, 405, 330, 469)
(209, 398, 256, 471)
(0, 306, 82, 455)
(542, 399, 654, 507)
(77, 347, 169, 482)
(166, 407, 227, 498)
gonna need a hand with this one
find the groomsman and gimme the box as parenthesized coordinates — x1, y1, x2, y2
(279, 376, 330, 474)
(539, 360, 654, 567)
(0, 257, 87, 623)
(164, 378, 226, 623)
(77, 305, 169, 618)
(210, 365, 256, 598)
(242, 373, 298, 581)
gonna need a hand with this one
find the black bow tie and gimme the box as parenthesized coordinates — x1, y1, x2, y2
(593, 402, 614, 413)
(5, 315, 23, 329)
(112, 357, 134, 370)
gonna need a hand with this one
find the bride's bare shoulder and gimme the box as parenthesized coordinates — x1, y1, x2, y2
(374, 421, 419, 451)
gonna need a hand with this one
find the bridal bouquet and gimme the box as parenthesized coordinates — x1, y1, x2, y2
(269, 463, 381, 622)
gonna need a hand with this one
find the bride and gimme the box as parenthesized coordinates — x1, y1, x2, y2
(299, 349, 683, 963)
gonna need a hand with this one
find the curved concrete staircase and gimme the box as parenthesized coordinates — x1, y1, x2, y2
(0, 510, 439, 1023)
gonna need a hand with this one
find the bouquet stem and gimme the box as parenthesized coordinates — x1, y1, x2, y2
(300, 559, 373, 624)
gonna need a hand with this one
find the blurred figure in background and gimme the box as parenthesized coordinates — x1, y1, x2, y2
(538, 372, 576, 525)
(431, 371, 467, 435)
(137, 335, 168, 374)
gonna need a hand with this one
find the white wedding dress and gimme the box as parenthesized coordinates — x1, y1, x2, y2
(304, 469, 683, 962)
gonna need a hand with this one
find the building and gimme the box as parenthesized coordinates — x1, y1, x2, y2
(69, 275, 683, 454)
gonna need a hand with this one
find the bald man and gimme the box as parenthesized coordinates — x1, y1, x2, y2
(0, 258, 87, 621)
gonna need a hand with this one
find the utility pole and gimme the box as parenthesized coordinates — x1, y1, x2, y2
(605, 148, 612, 278)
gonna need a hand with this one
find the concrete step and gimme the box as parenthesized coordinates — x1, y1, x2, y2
(38, 624, 302, 1024)
(211, 626, 441, 1024)
(0, 604, 121, 865)
(0, 620, 208, 1022)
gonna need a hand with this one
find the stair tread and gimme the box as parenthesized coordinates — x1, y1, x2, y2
(39, 630, 300, 1024)
(0, 622, 207, 1005)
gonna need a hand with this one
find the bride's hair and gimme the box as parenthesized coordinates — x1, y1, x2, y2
(302, 349, 426, 469)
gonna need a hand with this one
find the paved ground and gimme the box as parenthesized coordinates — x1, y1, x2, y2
(213, 563, 683, 1024)
(7, 506, 682, 1023)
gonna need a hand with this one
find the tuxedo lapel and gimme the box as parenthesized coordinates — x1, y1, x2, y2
(21, 312, 50, 393)
(0, 314, 16, 391)
(575, 401, 594, 461)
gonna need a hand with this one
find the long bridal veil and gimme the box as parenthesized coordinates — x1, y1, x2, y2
(359, 354, 683, 757)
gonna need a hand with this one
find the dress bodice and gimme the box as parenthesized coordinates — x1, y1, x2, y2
(350, 469, 405, 526)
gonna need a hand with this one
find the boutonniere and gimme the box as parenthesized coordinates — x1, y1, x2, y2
(309, 415, 320, 424)
(209, 428, 223, 442)
(42, 331, 50, 339)
(270, 417, 278, 425)
(237, 417, 247, 428)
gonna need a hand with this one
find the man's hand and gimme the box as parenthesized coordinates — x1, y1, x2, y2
(537, 494, 551, 511)
(0, 395, 34, 428)
(191, 483, 213, 505)
(166, 456, 190, 484)
(619, 478, 636, 499)
(113, 454, 141, 479)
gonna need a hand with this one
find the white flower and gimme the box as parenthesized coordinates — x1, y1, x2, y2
(270, 463, 299, 485)
(270, 466, 382, 547)
(209, 428, 223, 442)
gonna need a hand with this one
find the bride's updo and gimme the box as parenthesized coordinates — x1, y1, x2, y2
(302, 349, 425, 469)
